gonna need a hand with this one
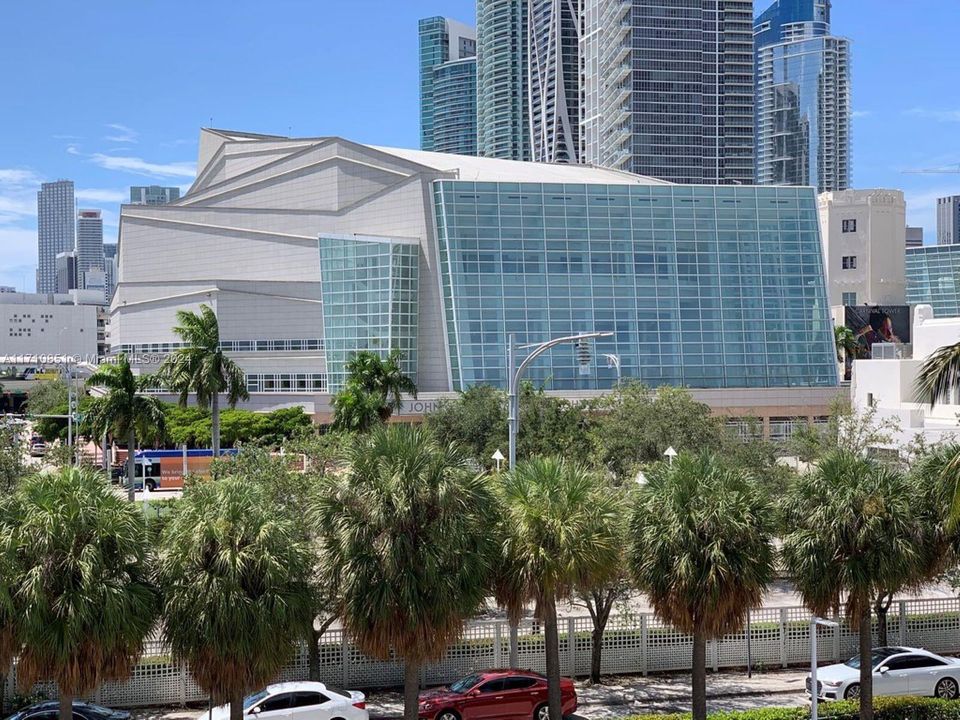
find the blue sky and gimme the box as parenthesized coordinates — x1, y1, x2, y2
(1, 0, 958, 292)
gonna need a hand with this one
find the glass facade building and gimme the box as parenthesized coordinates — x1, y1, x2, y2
(476, 0, 530, 160)
(755, 0, 850, 193)
(419, 16, 477, 155)
(319, 235, 420, 392)
(906, 245, 960, 318)
(431, 58, 478, 156)
(434, 181, 837, 391)
(581, 0, 755, 185)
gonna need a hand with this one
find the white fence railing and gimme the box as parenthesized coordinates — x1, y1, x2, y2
(5, 597, 960, 709)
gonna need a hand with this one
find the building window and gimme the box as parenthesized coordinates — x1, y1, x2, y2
(842, 255, 857, 270)
(842, 292, 857, 305)
(842, 219, 857, 233)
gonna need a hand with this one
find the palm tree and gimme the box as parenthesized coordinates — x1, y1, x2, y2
(2, 467, 156, 720)
(331, 381, 386, 433)
(498, 457, 622, 720)
(159, 304, 249, 456)
(781, 450, 930, 720)
(156, 475, 314, 720)
(916, 341, 960, 408)
(86, 353, 167, 501)
(344, 349, 417, 421)
(315, 425, 494, 720)
(629, 453, 773, 720)
(835, 325, 858, 363)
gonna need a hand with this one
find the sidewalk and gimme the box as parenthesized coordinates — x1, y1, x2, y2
(130, 669, 810, 720)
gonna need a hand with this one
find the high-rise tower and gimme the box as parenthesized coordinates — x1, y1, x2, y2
(419, 16, 477, 155)
(36, 180, 75, 294)
(581, 0, 755, 184)
(477, 0, 531, 161)
(76, 209, 104, 293)
(755, 0, 851, 192)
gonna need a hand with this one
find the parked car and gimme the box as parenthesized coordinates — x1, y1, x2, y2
(418, 669, 577, 720)
(29, 440, 47, 457)
(807, 646, 960, 701)
(5, 700, 130, 720)
(206, 681, 367, 720)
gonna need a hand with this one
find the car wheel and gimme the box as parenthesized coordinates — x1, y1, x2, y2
(534, 704, 549, 720)
(146, 480, 157, 491)
(936, 678, 959, 699)
(437, 711, 459, 720)
(844, 683, 861, 701)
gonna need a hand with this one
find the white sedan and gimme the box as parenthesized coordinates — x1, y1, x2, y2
(807, 646, 960, 701)
(206, 681, 368, 720)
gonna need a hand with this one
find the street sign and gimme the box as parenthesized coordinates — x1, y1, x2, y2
(491, 448, 505, 472)
(34, 372, 60, 381)
(663, 446, 678, 465)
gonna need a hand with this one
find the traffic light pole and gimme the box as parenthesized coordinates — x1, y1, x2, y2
(507, 330, 613, 473)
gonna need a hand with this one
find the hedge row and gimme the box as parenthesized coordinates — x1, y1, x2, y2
(627, 696, 960, 720)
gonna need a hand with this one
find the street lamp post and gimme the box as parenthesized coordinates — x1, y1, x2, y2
(601, 353, 622, 386)
(507, 331, 614, 472)
(810, 616, 839, 720)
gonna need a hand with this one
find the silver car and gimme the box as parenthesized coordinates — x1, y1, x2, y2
(806, 646, 960, 701)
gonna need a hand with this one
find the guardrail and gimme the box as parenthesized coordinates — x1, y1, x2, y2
(5, 596, 960, 709)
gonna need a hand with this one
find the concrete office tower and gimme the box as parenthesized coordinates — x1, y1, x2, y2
(529, 0, 581, 163)
(104, 243, 118, 301)
(937, 195, 960, 245)
(130, 185, 181, 205)
(477, 0, 531, 160)
(906, 226, 924, 248)
(818, 190, 906, 307)
(36, 180, 75, 294)
(55, 250, 78, 294)
(419, 17, 477, 155)
(755, 0, 851, 192)
(76, 209, 105, 292)
(581, 0, 755, 184)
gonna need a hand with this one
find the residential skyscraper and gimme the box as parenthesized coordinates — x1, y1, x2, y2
(755, 0, 851, 192)
(129, 185, 181, 205)
(937, 195, 960, 245)
(76, 209, 104, 292)
(36, 180, 75, 294)
(581, 0, 755, 184)
(477, 0, 531, 160)
(419, 17, 477, 155)
(528, 0, 581, 163)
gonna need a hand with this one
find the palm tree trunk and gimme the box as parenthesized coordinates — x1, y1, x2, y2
(212, 392, 220, 456)
(509, 620, 519, 667)
(58, 690, 72, 720)
(403, 657, 420, 720)
(874, 593, 892, 647)
(543, 594, 563, 720)
(692, 631, 707, 720)
(127, 426, 136, 502)
(859, 607, 874, 720)
(230, 688, 244, 720)
(308, 626, 321, 681)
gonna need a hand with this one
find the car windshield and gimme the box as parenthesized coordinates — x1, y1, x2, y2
(244, 691, 270, 709)
(79, 705, 117, 719)
(450, 674, 483, 693)
(845, 649, 899, 669)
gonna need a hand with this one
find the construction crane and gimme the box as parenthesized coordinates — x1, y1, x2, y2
(902, 163, 960, 174)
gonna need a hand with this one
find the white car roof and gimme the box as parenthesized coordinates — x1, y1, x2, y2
(264, 681, 331, 693)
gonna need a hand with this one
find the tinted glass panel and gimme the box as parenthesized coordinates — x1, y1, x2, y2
(478, 679, 505, 693)
(260, 694, 293, 712)
(503, 677, 538, 690)
(291, 692, 326, 708)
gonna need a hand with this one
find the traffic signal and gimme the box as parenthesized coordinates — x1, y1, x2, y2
(576, 339, 592, 376)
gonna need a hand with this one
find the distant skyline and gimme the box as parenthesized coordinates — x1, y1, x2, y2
(2, 0, 960, 291)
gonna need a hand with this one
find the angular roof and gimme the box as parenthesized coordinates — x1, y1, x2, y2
(195, 128, 671, 188)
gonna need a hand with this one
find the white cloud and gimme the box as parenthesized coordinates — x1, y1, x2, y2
(104, 123, 138, 143)
(76, 188, 129, 204)
(905, 107, 960, 123)
(88, 152, 196, 179)
(66, 145, 81, 155)
(0, 168, 42, 223)
(851, 110, 872, 119)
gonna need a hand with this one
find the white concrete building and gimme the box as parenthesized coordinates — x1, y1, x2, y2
(852, 304, 960, 448)
(0, 291, 98, 361)
(818, 189, 906, 307)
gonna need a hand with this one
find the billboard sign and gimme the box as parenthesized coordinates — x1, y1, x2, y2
(842, 305, 911, 380)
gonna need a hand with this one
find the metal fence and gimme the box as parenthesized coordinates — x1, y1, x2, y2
(5, 597, 960, 709)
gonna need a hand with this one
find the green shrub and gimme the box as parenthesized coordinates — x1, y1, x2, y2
(626, 696, 960, 720)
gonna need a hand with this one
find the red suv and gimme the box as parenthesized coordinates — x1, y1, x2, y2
(418, 669, 577, 720)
